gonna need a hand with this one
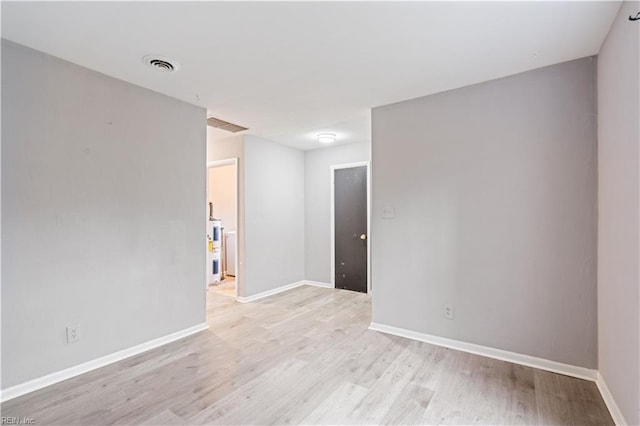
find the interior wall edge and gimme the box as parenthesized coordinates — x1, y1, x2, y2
(596, 372, 629, 426)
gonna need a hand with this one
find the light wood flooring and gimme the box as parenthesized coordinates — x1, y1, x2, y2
(2, 285, 613, 425)
(209, 276, 236, 298)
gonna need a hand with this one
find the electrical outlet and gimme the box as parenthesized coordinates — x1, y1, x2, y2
(444, 305, 455, 320)
(66, 324, 81, 343)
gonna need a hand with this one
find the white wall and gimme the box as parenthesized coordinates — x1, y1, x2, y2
(371, 57, 598, 368)
(208, 165, 237, 232)
(1, 41, 206, 389)
(597, 1, 640, 424)
(207, 133, 243, 163)
(243, 135, 305, 296)
(304, 142, 370, 283)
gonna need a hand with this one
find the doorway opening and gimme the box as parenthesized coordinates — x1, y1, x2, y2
(206, 158, 239, 299)
(331, 162, 371, 293)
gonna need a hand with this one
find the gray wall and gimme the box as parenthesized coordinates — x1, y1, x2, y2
(1, 41, 206, 389)
(597, 1, 640, 424)
(304, 142, 370, 283)
(371, 57, 597, 368)
(207, 133, 245, 297)
(243, 135, 305, 295)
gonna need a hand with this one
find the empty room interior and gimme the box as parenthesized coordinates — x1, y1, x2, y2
(1, 1, 639, 425)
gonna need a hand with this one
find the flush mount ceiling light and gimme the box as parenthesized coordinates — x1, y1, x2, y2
(142, 55, 180, 73)
(317, 133, 336, 144)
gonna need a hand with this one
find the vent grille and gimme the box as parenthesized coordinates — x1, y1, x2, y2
(207, 116, 248, 133)
(142, 55, 180, 73)
(149, 59, 174, 72)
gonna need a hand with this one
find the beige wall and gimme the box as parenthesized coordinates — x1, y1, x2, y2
(208, 165, 237, 232)
(597, 1, 640, 424)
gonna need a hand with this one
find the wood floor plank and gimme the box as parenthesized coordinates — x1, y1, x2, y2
(534, 369, 613, 426)
(381, 382, 434, 425)
(186, 359, 309, 424)
(140, 409, 185, 425)
(348, 340, 429, 424)
(301, 380, 370, 425)
(1, 285, 614, 425)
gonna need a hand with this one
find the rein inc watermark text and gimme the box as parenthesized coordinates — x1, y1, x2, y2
(1, 417, 35, 425)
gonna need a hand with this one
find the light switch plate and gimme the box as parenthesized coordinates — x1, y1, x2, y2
(382, 207, 395, 219)
(444, 305, 455, 320)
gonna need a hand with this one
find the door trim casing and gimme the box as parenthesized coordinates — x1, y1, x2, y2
(330, 161, 371, 293)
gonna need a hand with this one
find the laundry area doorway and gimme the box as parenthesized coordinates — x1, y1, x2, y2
(206, 158, 239, 299)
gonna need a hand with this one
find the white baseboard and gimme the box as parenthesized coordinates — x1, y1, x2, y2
(369, 322, 597, 381)
(0, 322, 209, 402)
(596, 372, 628, 425)
(237, 281, 306, 303)
(304, 280, 333, 288)
(236, 280, 335, 303)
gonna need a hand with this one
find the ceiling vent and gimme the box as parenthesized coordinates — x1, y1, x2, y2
(207, 116, 248, 133)
(142, 55, 180, 73)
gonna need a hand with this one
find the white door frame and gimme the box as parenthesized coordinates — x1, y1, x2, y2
(206, 158, 239, 300)
(330, 161, 371, 294)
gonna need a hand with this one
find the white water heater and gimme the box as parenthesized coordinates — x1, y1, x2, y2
(207, 219, 222, 285)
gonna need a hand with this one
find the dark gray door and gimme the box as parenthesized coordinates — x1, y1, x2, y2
(334, 166, 367, 293)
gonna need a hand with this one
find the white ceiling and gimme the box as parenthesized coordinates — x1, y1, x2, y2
(2, 1, 619, 151)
